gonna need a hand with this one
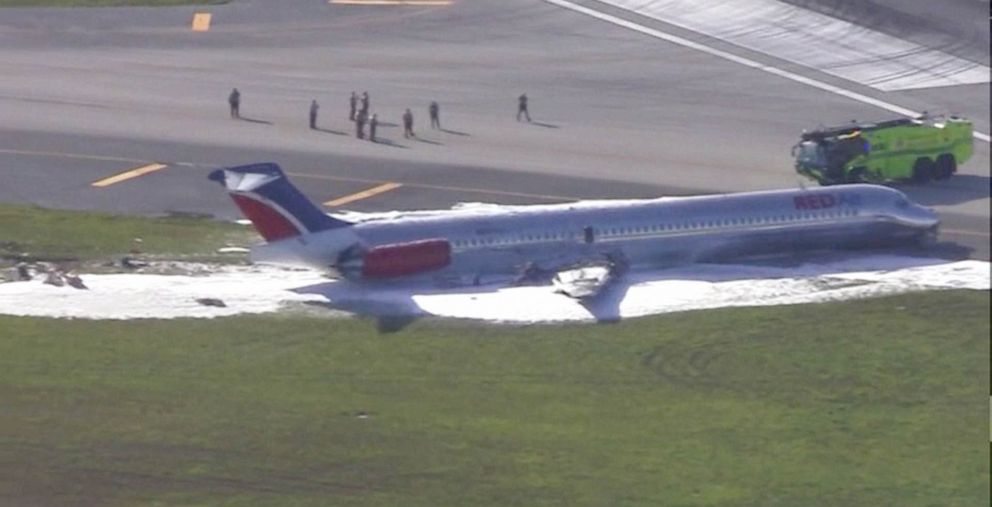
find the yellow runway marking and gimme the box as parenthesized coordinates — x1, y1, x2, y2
(291, 171, 574, 202)
(323, 182, 403, 207)
(192, 13, 212, 32)
(91, 163, 168, 188)
(330, 0, 452, 5)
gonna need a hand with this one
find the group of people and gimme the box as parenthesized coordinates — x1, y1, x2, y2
(227, 88, 535, 142)
(342, 91, 436, 141)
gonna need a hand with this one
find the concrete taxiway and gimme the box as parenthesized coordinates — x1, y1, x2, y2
(0, 0, 987, 257)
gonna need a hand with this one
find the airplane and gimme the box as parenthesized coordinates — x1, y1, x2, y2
(209, 162, 940, 298)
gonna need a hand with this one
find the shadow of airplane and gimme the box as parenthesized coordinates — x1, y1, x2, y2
(574, 281, 633, 324)
(291, 278, 503, 332)
(894, 174, 991, 206)
(302, 300, 422, 333)
(914, 241, 974, 261)
(696, 247, 970, 272)
(285, 250, 971, 329)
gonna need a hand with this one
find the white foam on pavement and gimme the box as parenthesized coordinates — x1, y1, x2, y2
(0, 255, 987, 322)
(592, 0, 989, 91)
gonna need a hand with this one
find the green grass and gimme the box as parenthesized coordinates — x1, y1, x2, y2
(0, 291, 988, 506)
(0, 0, 228, 6)
(0, 203, 253, 264)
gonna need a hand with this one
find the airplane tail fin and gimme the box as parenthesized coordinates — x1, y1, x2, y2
(209, 162, 352, 242)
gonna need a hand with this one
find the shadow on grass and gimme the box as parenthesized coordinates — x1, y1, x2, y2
(292, 279, 508, 332)
(576, 281, 633, 324)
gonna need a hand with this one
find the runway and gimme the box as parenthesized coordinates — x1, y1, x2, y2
(0, 0, 987, 257)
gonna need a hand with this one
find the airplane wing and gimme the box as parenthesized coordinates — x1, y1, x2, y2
(552, 263, 614, 299)
(547, 256, 627, 300)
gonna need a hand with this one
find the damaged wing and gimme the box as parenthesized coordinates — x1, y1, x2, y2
(551, 257, 626, 300)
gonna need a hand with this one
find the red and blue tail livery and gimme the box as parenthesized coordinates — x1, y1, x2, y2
(209, 163, 352, 242)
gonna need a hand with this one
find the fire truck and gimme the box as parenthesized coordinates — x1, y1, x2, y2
(793, 115, 973, 185)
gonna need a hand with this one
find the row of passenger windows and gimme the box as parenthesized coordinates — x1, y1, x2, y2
(450, 208, 859, 249)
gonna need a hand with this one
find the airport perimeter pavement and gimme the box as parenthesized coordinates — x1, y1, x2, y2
(0, 0, 988, 257)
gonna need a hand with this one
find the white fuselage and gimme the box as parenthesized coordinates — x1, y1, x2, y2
(251, 184, 938, 281)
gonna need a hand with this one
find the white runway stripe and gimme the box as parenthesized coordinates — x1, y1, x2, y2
(593, 0, 989, 91)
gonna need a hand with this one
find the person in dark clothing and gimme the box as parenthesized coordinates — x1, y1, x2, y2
(369, 113, 378, 142)
(309, 99, 319, 129)
(228, 88, 240, 119)
(517, 93, 530, 122)
(359, 91, 370, 117)
(429, 101, 440, 129)
(402, 108, 414, 138)
(349, 92, 358, 121)
(356, 110, 367, 139)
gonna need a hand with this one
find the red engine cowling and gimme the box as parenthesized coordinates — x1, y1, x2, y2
(339, 239, 452, 279)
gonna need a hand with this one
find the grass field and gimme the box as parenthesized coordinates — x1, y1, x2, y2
(0, 203, 252, 265)
(0, 204, 988, 505)
(0, 0, 227, 6)
(0, 290, 988, 506)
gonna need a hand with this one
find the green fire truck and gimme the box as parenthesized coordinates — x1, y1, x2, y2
(793, 115, 973, 185)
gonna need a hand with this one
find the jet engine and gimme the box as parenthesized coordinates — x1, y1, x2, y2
(336, 238, 452, 279)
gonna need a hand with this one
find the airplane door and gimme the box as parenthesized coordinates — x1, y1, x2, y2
(583, 226, 594, 244)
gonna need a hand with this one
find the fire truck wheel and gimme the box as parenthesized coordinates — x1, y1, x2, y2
(934, 154, 955, 180)
(912, 158, 934, 184)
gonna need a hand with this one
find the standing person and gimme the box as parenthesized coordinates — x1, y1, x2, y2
(309, 99, 319, 129)
(402, 108, 414, 138)
(228, 88, 240, 119)
(429, 101, 440, 129)
(517, 93, 531, 122)
(359, 91, 370, 118)
(369, 113, 378, 142)
(356, 110, 367, 139)
(349, 91, 358, 121)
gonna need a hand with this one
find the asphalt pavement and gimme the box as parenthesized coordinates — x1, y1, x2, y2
(0, 0, 987, 258)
